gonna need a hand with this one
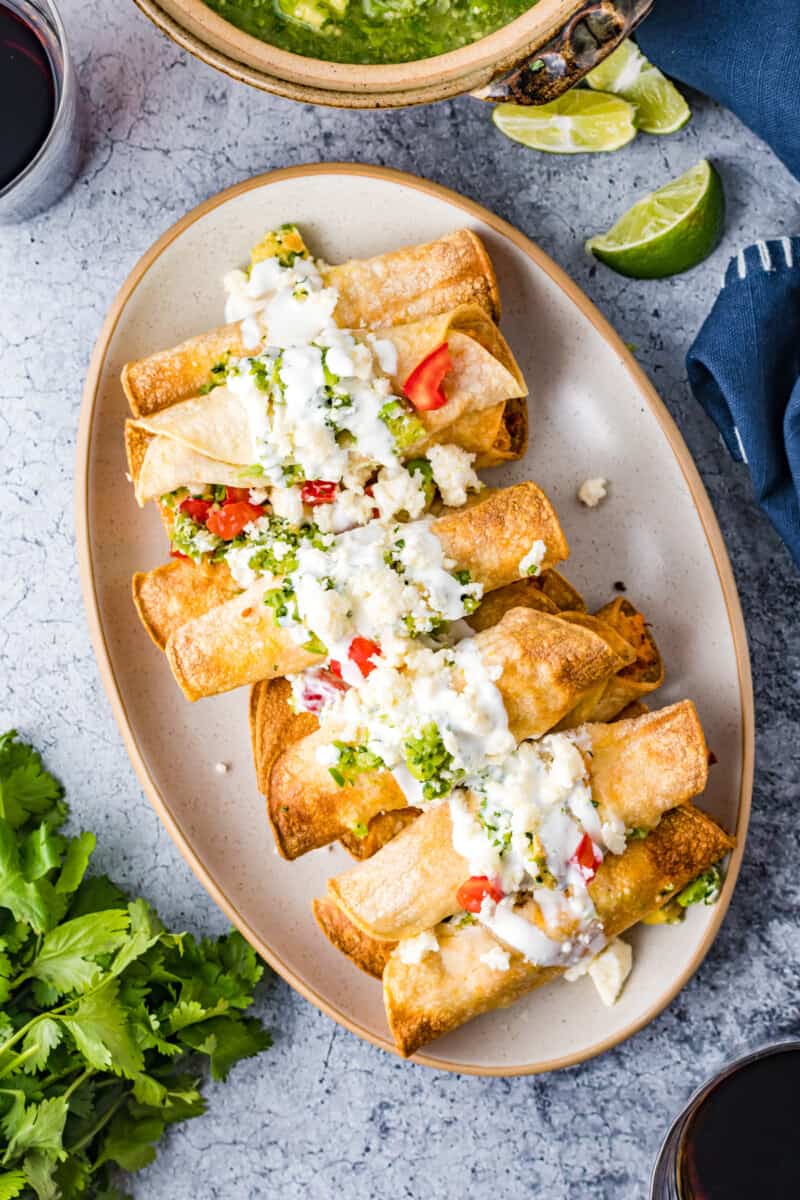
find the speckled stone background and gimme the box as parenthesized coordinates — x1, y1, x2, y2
(2, 2, 799, 1195)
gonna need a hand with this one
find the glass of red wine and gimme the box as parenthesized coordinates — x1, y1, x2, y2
(650, 1041, 800, 1199)
(0, 0, 80, 222)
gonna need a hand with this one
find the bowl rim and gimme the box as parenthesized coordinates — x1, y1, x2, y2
(76, 162, 754, 1076)
(133, 0, 580, 103)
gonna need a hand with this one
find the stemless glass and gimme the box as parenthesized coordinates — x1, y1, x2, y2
(650, 1041, 800, 1199)
(0, 0, 81, 223)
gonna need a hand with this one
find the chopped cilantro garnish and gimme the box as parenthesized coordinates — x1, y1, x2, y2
(379, 400, 426, 451)
(677, 866, 722, 908)
(263, 580, 297, 621)
(328, 743, 385, 788)
(628, 826, 649, 840)
(199, 354, 231, 394)
(282, 463, 306, 486)
(302, 632, 327, 656)
(403, 723, 461, 801)
(407, 457, 435, 504)
(351, 821, 369, 840)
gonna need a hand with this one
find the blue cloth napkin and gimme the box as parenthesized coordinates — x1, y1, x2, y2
(686, 238, 800, 565)
(636, 0, 800, 182)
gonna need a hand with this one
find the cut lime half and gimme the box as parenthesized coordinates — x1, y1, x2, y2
(493, 91, 637, 154)
(586, 38, 691, 135)
(585, 160, 725, 279)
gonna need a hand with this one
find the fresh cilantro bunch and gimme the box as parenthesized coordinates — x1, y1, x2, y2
(0, 732, 271, 1199)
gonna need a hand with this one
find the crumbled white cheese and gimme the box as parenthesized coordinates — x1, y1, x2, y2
(479, 946, 511, 972)
(587, 938, 632, 1005)
(518, 539, 546, 577)
(214, 762, 229, 775)
(577, 477, 608, 508)
(426, 443, 482, 508)
(397, 930, 440, 965)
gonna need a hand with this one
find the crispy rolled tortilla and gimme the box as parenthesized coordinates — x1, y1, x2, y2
(384, 803, 734, 1056)
(122, 229, 501, 419)
(327, 701, 708, 942)
(312, 896, 394, 981)
(268, 607, 623, 859)
(317, 700, 658, 974)
(165, 482, 569, 701)
(126, 304, 527, 505)
(132, 558, 242, 651)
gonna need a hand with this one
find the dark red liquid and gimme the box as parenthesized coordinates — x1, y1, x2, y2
(678, 1046, 800, 1198)
(0, 2, 55, 190)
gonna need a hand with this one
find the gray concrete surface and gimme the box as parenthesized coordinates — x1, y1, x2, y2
(1, 2, 799, 1195)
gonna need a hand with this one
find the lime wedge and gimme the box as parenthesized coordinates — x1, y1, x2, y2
(586, 39, 691, 135)
(585, 160, 725, 279)
(493, 91, 637, 154)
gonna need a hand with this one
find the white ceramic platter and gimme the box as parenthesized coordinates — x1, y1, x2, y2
(77, 165, 753, 1075)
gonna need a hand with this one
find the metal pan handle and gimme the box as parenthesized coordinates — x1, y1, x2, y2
(472, 0, 655, 105)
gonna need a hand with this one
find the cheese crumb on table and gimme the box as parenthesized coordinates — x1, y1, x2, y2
(577, 477, 608, 508)
(214, 762, 230, 775)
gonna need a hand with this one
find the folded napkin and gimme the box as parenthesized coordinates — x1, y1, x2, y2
(636, 0, 800, 182)
(686, 238, 800, 566)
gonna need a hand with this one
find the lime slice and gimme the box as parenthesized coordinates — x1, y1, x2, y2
(585, 160, 725, 279)
(493, 91, 637, 154)
(586, 39, 691, 135)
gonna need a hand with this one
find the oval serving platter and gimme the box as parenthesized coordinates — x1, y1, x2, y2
(77, 165, 753, 1075)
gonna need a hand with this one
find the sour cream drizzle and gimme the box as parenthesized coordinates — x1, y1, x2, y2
(449, 734, 628, 969)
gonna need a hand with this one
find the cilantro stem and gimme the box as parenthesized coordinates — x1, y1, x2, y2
(63, 1066, 94, 1102)
(68, 1088, 128, 1157)
(0, 1041, 40, 1079)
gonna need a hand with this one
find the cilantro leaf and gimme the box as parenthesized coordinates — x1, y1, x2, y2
(55, 832, 96, 896)
(0, 734, 63, 830)
(0, 825, 55, 934)
(0, 1170, 27, 1200)
(60, 979, 144, 1077)
(19, 1018, 62, 1074)
(18, 909, 130, 995)
(2, 1095, 68, 1165)
(177, 1015, 273, 1081)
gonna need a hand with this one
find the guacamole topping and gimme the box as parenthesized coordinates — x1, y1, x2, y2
(204, 0, 534, 65)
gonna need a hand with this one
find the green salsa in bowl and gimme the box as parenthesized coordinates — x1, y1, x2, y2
(203, 0, 534, 65)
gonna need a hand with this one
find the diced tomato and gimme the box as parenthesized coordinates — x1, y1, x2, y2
(170, 548, 189, 561)
(571, 833, 601, 883)
(329, 660, 343, 679)
(456, 876, 504, 914)
(301, 480, 338, 506)
(300, 667, 349, 714)
(179, 497, 212, 523)
(364, 484, 380, 520)
(348, 636, 381, 678)
(205, 500, 265, 539)
(224, 486, 252, 503)
(403, 342, 453, 411)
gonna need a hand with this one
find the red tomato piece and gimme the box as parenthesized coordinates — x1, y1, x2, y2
(571, 833, 601, 882)
(328, 660, 343, 679)
(402, 342, 453, 411)
(179, 497, 212, 523)
(205, 500, 265, 540)
(300, 667, 349, 713)
(225, 486, 252, 503)
(170, 548, 189, 560)
(456, 876, 504, 914)
(301, 480, 338, 506)
(348, 636, 381, 678)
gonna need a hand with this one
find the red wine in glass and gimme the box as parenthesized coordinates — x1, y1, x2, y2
(0, 0, 80, 222)
(0, 2, 56, 190)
